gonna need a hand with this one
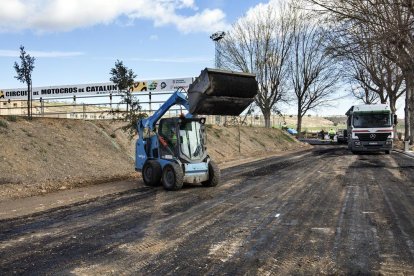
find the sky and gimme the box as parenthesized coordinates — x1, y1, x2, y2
(0, 0, 404, 116)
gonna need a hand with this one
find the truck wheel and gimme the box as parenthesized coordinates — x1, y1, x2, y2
(142, 160, 162, 186)
(162, 163, 184, 191)
(202, 160, 220, 187)
(385, 150, 391, 154)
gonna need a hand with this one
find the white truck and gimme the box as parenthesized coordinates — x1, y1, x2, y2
(345, 104, 397, 154)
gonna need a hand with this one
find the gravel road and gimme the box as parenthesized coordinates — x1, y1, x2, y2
(1, 146, 413, 275)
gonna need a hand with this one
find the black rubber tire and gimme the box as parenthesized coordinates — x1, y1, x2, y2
(162, 163, 184, 191)
(385, 150, 391, 154)
(202, 160, 220, 187)
(351, 151, 357, 155)
(142, 160, 162, 186)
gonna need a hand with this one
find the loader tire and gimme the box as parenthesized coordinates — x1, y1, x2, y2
(142, 160, 162, 186)
(162, 163, 184, 191)
(202, 160, 220, 187)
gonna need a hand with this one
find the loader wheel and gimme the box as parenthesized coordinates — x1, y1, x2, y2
(202, 160, 220, 187)
(385, 150, 391, 154)
(162, 163, 184, 191)
(142, 160, 162, 186)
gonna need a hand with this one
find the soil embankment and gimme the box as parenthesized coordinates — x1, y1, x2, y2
(0, 117, 307, 199)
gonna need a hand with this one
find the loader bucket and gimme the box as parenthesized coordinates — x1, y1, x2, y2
(188, 68, 258, 115)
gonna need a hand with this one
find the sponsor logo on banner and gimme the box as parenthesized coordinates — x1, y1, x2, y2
(173, 79, 186, 84)
(130, 82, 147, 92)
(148, 81, 158, 91)
(0, 90, 4, 99)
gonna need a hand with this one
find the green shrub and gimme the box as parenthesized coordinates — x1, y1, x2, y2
(0, 119, 8, 128)
(6, 115, 17, 122)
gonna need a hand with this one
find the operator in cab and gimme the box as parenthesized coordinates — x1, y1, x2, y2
(169, 127, 177, 150)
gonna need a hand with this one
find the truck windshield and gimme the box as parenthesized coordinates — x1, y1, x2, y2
(179, 121, 204, 160)
(353, 112, 391, 128)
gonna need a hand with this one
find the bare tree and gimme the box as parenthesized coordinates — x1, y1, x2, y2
(342, 44, 405, 111)
(351, 85, 380, 105)
(307, 0, 414, 142)
(14, 45, 35, 119)
(220, 3, 294, 127)
(290, 11, 340, 134)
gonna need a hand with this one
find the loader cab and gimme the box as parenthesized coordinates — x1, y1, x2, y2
(158, 117, 206, 163)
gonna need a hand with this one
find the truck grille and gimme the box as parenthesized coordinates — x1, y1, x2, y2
(356, 132, 390, 141)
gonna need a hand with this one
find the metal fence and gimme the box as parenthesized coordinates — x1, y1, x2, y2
(0, 90, 291, 127)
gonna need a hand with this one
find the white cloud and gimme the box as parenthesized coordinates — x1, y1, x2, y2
(174, 9, 228, 34)
(0, 0, 228, 33)
(0, 49, 84, 58)
(242, 0, 284, 22)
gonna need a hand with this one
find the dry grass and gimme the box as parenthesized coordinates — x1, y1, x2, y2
(0, 117, 308, 200)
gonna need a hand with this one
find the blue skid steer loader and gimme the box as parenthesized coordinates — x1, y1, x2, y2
(135, 68, 258, 190)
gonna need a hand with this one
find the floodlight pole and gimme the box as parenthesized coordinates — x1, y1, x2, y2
(210, 31, 226, 68)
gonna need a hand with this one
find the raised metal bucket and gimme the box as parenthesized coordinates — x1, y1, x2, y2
(188, 68, 258, 115)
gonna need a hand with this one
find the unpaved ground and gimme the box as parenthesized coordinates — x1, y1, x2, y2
(1, 145, 413, 275)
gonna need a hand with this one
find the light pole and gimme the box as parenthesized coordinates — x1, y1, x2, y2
(210, 31, 225, 68)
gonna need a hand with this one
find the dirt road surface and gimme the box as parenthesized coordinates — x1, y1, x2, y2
(1, 146, 414, 275)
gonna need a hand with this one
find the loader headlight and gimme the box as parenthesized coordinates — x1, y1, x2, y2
(354, 141, 361, 146)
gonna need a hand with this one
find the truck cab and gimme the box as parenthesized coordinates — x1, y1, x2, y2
(346, 104, 396, 154)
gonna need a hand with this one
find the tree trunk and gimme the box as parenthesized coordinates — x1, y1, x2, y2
(263, 109, 271, 128)
(403, 69, 413, 143)
(388, 93, 398, 140)
(410, 82, 414, 145)
(296, 113, 303, 137)
(389, 94, 396, 114)
(29, 82, 33, 119)
(405, 69, 414, 144)
(405, 89, 410, 141)
(27, 84, 30, 118)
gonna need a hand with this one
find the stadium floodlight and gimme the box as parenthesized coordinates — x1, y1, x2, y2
(210, 31, 226, 68)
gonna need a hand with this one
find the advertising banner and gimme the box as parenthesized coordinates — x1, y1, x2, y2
(0, 77, 193, 101)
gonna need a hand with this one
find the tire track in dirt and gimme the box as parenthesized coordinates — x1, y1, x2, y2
(223, 147, 348, 275)
(69, 155, 316, 274)
(0, 150, 313, 275)
(333, 151, 414, 274)
(1, 147, 414, 275)
(136, 148, 345, 275)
